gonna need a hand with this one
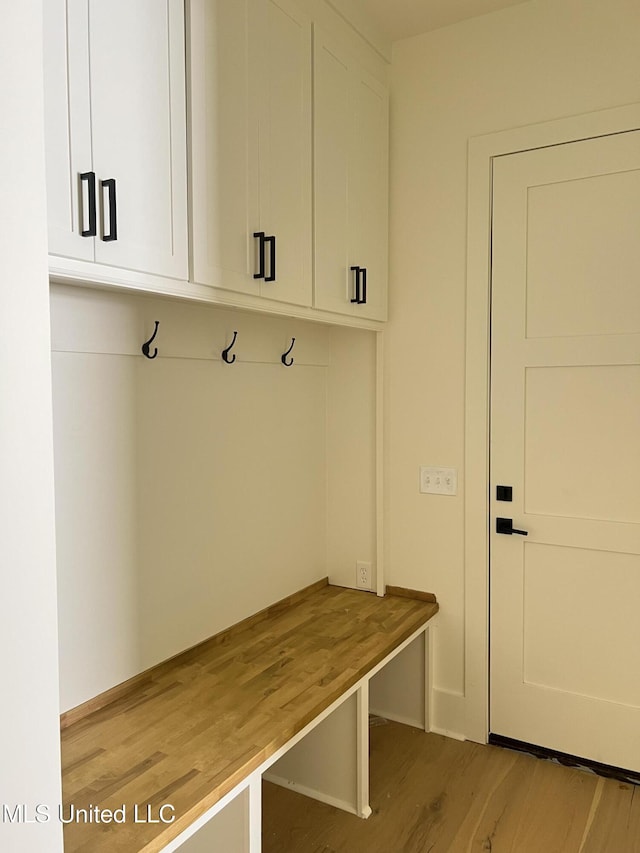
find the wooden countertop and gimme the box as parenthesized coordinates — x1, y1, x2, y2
(61, 581, 438, 852)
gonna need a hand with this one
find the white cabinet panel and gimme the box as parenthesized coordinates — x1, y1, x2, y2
(189, 0, 312, 307)
(90, 0, 188, 278)
(189, 0, 258, 295)
(254, 0, 312, 306)
(313, 34, 350, 314)
(43, 0, 93, 261)
(43, 0, 188, 280)
(314, 28, 388, 321)
(349, 69, 388, 320)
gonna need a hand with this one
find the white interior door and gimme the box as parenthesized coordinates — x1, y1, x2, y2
(490, 130, 640, 772)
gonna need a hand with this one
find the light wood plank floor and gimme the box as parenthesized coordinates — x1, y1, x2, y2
(263, 720, 640, 852)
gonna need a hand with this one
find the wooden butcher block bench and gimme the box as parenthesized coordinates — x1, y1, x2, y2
(60, 579, 438, 852)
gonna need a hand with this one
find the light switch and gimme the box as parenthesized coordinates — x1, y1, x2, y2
(420, 466, 457, 496)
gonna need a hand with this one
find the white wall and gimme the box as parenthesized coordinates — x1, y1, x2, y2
(0, 3, 64, 851)
(52, 286, 377, 712)
(387, 0, 640, 736)
(326, 326, 377, 589)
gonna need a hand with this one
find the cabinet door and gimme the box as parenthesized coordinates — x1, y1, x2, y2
(314, 30, 388, 321)
(253, 0, 312, 306)
(189, 0, 260, 296)
(43, 0, 93, 262)
(349, 67, 388, 321)
(313, 30, 351, 316)
(89, 0, 188, 279)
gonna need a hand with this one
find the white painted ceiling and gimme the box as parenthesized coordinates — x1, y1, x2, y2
(355, 0, 532, 42)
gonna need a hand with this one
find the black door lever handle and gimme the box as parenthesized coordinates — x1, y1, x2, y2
(496, 517, 528, 536)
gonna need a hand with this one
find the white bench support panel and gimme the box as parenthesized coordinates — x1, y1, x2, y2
(174, 787, 249, 853)
(370, 628, 431, 730)
(264, 691, 365, 816)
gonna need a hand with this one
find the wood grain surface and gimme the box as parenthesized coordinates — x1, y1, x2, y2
(385, 585, 437, 603)
(263, 720, 640, 852)
(61, 584, 438, 852)
(60, 578, 330, 730)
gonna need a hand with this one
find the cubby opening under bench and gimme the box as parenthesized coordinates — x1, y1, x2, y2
(60, 580, 438, 852)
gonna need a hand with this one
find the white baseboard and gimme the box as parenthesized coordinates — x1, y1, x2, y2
(429, 725, 467, 741)
(430, 687, 467, 741)
(369, 707, 423, 730)
(263, 772, 359, 817)
(372, 688, 470, 741)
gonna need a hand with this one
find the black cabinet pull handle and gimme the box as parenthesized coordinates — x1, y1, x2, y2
(101, 178, 117, 241)
(80, 171, 97, 237)
(265, 234, 276, 282)
(350, 266, 361, 303)
(350, 266, 367, 305)
(496, 517, 528, 536)
(359, 267, 367, 304)
(253, 231, 266, 279)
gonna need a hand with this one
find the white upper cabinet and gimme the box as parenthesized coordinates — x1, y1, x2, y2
(44, 0, 388, 322)
(43, 0, 188, 281)
(313, 28, 389, 321)
(189, 0, 312, 307)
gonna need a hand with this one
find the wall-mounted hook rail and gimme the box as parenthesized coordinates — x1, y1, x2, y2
(222, 330, 238, 364)
(281, 337, 296, 367)
(141, 321, 160, 359)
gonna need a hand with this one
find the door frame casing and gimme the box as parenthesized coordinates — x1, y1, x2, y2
(463, 102, 640, 744)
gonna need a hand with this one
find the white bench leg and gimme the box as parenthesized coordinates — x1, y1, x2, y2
(248, 774, 261, 853)
(424, 623, 434, 733)
(356, 681, 372, 818)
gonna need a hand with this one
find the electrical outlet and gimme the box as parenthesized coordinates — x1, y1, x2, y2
(356, 561, 372, 590)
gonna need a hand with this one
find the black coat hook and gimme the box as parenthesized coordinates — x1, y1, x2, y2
(281, 337, 295, 367)
(142, 321, 160, 359)
(222, 330, 238, 364)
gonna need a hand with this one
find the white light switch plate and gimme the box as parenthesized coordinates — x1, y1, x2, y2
(420, 466, 457, 496)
